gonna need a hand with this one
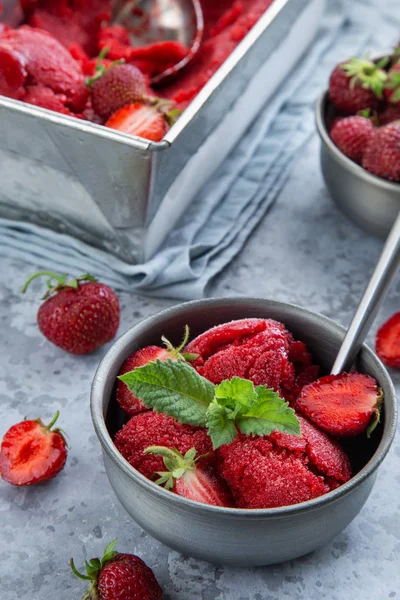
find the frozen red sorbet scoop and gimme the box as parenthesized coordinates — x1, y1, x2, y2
(217, 415, 351, 508)
(185, 318, 319, 399)
(0, 26, 87, 113)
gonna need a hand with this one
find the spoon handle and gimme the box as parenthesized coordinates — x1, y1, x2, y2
(331, 211, 400, 375)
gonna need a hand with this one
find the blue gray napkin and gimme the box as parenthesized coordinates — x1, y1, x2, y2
(0, 0, 399, 299)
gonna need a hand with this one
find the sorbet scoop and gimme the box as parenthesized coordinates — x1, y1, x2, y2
(112, 0, 204, 84)
(331, 211, 400, 374)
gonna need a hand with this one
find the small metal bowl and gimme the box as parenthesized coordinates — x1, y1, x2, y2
(91, 297, 397, 567)
(315, 93, 400, 237)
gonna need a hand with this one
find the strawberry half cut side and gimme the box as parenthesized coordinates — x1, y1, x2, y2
(296, 372, 383, 438)
(0, 411, 67, 485)
(145, 445, 235, 507)
(376, 312, 400, 368)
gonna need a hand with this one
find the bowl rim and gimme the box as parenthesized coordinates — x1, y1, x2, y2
(91, 297, 397, 518)
(315, 92, 400, 192)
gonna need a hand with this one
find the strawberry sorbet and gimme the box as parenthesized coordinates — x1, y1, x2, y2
(113, 318, 356, 509)
(0, 0, 276, 121)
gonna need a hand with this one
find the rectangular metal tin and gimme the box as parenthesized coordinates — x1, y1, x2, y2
(0, 0, 324, 262)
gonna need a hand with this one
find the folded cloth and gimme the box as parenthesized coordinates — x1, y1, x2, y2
(0, 0, 399, 299)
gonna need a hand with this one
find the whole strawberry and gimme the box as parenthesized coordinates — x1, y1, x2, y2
(329, 58, 387, 113)
(384, 62, 400, 105)
(0, 411, 67, 485)
(379, 103, 400, 126)
(362, 121, 400, 182)
(330, 115, 375, 164)
(90, 63, 148, 120)
(117, 325, 198, 415)
(22, 271, 120, 354)
(71, 539, 163, 600)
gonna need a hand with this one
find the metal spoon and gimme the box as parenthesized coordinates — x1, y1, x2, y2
(111, 0, 204, 85)
(331, 211, 400, 374)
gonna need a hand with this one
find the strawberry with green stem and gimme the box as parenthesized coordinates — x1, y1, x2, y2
(385, 62, 400, 105)
(22, 271, 120, 355)
(145, 446, 235, 506)
(117, 325, 198, 416)
(329, 57, 388, 113)
(86, 46, 150, 120)
(70, 539, 163, 600)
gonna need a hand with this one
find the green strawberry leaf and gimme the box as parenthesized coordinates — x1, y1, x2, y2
(237, 386, 300, 438)
(205, 400, 239, 449)
(119, 359, 214, 426)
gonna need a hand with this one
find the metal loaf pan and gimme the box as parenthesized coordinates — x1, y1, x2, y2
(0, 0, 324, 263)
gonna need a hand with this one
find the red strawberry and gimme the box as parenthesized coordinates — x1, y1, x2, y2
(379, 103, 400, 125)
(362, 122, 400, 182)
(145, 446, 234, 507)
(384, 62, 400, 105)
(330, 115, 375, 164)
(22, 271, 120, 355)
(376, 312, 400, 368)
(296, 372, 383, 437)
(117, 326, 198, 416)
(89, 63, 148, 120)
(0, 411, 67, 485)
(105, 101, 169, 141)
(114, 411, 213, 479)
(71, 539, 163, 600)
(329, 58, 387, 113)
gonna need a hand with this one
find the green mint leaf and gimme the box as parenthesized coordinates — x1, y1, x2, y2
(205, 399, 238, 449)
(119, 359, 214, 426)
(237, 386, 300, 438)
(215, 377, 257, 409)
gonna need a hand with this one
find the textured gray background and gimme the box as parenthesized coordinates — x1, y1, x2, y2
(0, 135, 399, 599)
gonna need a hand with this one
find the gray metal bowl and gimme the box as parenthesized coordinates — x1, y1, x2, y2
(91, 298, 397, 567)
(315, 93, 400, 237)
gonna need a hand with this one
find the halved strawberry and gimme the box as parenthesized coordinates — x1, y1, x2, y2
(116, 326, 198, 416)
(105, 102, 166, 141)
(0, 412, 67, 485)
(376, 312, 400, 368)
(296, 372, 382, 437)
(145, 446, 234, 507)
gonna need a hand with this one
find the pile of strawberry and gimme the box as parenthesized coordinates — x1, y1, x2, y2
(327, 45, 400, 182)
(113, 319, 383, 510)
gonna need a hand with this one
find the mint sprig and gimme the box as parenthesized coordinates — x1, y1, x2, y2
(119, 359, 214, 426)
(119, 361, 300, 449)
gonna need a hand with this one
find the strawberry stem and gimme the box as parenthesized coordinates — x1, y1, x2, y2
(21, 271, 66, 294)
(22, 271, 97, 299)
(145, 446, 210, 489)
(46, 411, 60, 431)
(70, 558, 92, 581)
(161, 325, 198, 361)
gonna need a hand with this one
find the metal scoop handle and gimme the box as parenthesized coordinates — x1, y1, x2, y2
(331, 211, 400, 375)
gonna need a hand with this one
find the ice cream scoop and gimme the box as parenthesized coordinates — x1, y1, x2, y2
(111, 0, 204, 84)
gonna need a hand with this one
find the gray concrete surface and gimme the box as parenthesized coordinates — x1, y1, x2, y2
(0, 135, 399, 599)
